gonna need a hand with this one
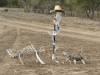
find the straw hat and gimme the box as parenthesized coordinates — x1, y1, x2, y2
(50, 5, 64, 13)
(54, 5, 63, 12)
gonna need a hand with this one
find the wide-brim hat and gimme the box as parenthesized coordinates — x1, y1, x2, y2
(50, 5, 64, 13)
(54, 5, 63, 12)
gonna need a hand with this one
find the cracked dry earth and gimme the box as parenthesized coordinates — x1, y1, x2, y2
(0, 11, 100, 75)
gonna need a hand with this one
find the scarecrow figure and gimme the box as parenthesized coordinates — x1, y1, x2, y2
(52, 5, 63, 33)
(50, 5, 63, 63)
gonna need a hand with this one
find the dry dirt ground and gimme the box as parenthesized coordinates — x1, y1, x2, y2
(0, 10, 100, 75)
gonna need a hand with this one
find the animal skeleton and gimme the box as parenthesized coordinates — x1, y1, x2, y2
(6, 44, 45, 65)
(63, 51, 86, 64)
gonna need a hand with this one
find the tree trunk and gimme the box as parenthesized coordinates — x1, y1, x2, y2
(91, 8, 95, 18)
(85, 9, 90, 18)
(85, 8, 95, 19)
(69, 7, 73, 16)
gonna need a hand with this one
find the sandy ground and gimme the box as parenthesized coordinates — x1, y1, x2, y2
(0, 10, 100, 75)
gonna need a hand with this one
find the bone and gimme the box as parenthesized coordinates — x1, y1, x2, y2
(35, 52, 45, 64)
(18, 53, 24, 65)
(81, 59, 86, 64)
(6, 49, 24, 65)
(29, 44, 46, 64)
(6, 42, 46, 65)
(6, 49, 16, 58)
(38, 46, 45, 52)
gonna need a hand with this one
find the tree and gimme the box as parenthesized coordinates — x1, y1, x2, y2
(0, 0, 8, 7)
(64, 0, 77, 16)
(7, 0, 20, 7)
(20, 0, 41, 12)
(76, 0, 100, 18)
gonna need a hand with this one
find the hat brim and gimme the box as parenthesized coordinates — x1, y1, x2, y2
(50, 10, 63, 13)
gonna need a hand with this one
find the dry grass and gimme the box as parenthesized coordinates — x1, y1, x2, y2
(0, 9, 100, 75)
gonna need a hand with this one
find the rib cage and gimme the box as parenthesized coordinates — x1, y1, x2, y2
(6, 43, 45, 65)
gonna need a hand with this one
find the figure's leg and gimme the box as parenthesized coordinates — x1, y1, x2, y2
(36, 59, 39, 63)
(73, 60, 77, 64)
(18, 54, 24, 65)
(81, 59, 86, 64)
(65, 58, 71, 64)
(69, 60, 72, 64)
(65, 58, 69, 62)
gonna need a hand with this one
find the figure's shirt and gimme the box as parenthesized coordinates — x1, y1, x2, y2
(54, 12, 62, 33)
(55, 12, 62, 26)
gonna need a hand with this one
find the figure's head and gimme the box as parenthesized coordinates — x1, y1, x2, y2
(54, 5, 63, 12)
(50, 5, 64, 13)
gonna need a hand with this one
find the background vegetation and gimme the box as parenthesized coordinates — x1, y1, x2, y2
(0, 0, 100, 19)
